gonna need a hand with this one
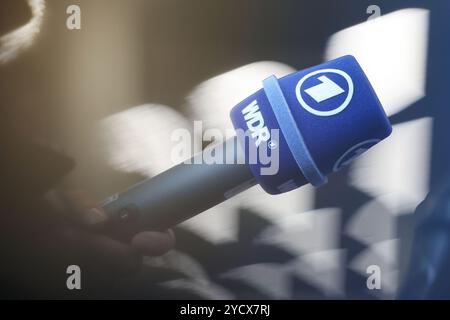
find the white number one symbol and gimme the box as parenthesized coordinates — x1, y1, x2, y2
(304, 75, 345, 103)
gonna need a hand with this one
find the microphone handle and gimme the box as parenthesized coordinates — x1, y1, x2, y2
(92, 136, 257, 240)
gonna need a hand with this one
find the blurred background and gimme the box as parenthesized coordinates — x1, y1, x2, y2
(0, 0, 449, 299)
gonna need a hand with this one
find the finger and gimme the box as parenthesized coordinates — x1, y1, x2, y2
(131, 229, 175, 256)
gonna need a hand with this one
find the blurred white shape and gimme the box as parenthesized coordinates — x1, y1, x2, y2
(372, 239, 399, 268)
(222, 250, 346, 299)
(180, 202, 240, 244)
(345, 198, 396, 246)
(147, 250, 234, 299)
(144, 250, 209, 283)
(291, 249, 346, 298)
(0, 0, 45, 64)
(350, 239, 399, 298)
(325, 8, 429, 116)
(350, 118, 432, 215)
(221, 264, 292, 299)
(257, 208, 341, 256)
(186, 61, 296, 132)
(100, 104, 195, 177)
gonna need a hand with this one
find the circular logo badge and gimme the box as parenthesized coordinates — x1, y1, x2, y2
(295, 68, 354, 117)
(333, 139, 380, 172)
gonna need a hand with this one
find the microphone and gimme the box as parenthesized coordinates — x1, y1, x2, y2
(90, 55, 392, 239)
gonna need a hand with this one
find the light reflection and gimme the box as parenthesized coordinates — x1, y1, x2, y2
(0, 0, 45, 64)
(99, 104, 194, 177)
(325, 8, 429, 117)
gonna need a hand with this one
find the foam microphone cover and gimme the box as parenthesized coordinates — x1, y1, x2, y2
(230, 55, 392, 194)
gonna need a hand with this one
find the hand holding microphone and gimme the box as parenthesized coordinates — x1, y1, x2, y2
(90, 56, 392, 240)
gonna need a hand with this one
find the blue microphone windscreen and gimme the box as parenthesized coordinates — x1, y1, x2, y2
(230, 55, 392, 194)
